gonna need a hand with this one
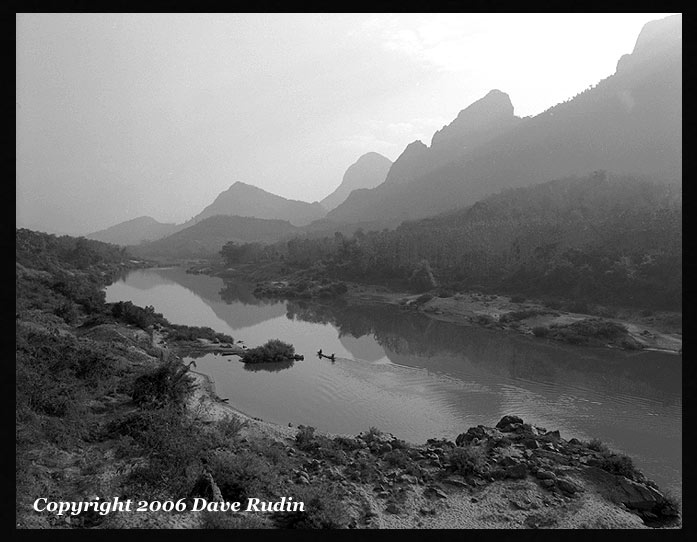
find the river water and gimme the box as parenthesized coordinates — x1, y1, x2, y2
(105, 267, 681, 497)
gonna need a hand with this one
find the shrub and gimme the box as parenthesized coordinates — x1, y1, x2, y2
(168, 324, 234, 344)
(241, 339, 296, 364)
(208, 450, 279, 502)
(295, 425, 317, 451)
(111, 301, 164, 329)
(532, 326, 549, 338)
(109, 408, 211, 496)
(447, 446, 485, 476)
(272, 486, 348, 529)
(587, 438, 609, 453)
(596, 454, 640, 479)
(215, 416, 248, 441)
(131, 361, 196, 409)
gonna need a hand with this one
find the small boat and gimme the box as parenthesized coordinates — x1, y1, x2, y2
(317, 350, 336, 361)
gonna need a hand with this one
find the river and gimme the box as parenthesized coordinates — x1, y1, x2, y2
(105, 267, 682, 497)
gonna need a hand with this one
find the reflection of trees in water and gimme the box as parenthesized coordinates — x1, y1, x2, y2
(242, 360, 295, 373)
(283, 300, 681, 400)
(219, 281, 278, 306)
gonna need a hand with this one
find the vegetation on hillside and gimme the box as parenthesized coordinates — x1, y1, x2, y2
(221, 174, 681, 310)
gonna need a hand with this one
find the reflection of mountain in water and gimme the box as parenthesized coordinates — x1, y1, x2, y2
(285, 300, 681, 403)
(146, 268, 287, 329)
(338, 335, 388, 363)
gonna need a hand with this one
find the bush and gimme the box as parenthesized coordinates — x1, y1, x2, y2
(272, 486, 348, 529)
(295, 425, 317, 451)
(131, 361, 196, 409)
(109, 407, 211, 496)
(208, 450, 279, 502)
(241, 339, 296, 364)
(111, 301, 164, 329)
(596, 454, 640, 479)
(168, 324, 233, 344)
(447, 446, 485, 476)
(587, 438, 609, 453)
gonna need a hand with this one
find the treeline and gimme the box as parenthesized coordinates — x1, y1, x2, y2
(221, 173, 681, 310)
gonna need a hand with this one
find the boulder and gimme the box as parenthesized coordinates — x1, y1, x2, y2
(496, 415, 525, 432)
(557, 477, 581, 495)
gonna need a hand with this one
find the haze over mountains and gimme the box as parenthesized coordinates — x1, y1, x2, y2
(326, 14, 681, 224)
(127, 214, 299, 259)
(87, 216, 179, 246)
(320, 152, 393, 211)
(88, 14, 681, 261)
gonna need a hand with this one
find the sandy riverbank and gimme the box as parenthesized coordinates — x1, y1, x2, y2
(344, 285, 682, 354)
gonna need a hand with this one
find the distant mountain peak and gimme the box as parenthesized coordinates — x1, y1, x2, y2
(189, 180, 325, 227)
(616, 14, 681, 74)
(431, 89, 517, 150)
(320, 152, 392, 211)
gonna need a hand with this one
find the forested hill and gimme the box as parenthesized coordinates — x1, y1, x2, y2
(239, 173, 681, 310)
(16, 228, 128, 273)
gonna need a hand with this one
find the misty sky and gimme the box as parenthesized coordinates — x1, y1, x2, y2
(16, 13, 676, 235)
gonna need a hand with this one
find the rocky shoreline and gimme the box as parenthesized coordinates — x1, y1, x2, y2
(181, 357, 682, 529)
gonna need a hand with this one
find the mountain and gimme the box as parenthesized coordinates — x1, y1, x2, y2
(320, 152, 393, 211)
(188, 181, 326, 227)
(383, 89, 522, 187)
(86, 216, 180, 246)
(327, 14, 681, 225)
(128, 214, 299, 259)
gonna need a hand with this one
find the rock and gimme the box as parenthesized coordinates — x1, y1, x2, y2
(456, 426, 486, 446)
(557, 478, 581, 495)
(379, 443, 393, 454)
(398, 474, 418, 485)
(545, 430, 561, 441)
(420, 506, 437, 516)
(385, 503, 401, 514)
(496, 415, 524, 431)
(442, 477, 469, 488)
(424, 486, 448, 499)
(540, 479, 556, 489)
(536, 470, 557, 481)
(471, 497, 479, 503)
(505, 463, 528, 479)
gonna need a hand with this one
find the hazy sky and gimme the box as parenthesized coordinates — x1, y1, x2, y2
(16, 13, 676, 235)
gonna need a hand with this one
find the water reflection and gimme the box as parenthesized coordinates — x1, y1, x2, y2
(242, 360, 295, 373)
(105, 268, 681, 496)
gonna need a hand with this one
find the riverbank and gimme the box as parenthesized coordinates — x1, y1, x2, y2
(180, 354, 681, 529)
(343, 285, 682, 355)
